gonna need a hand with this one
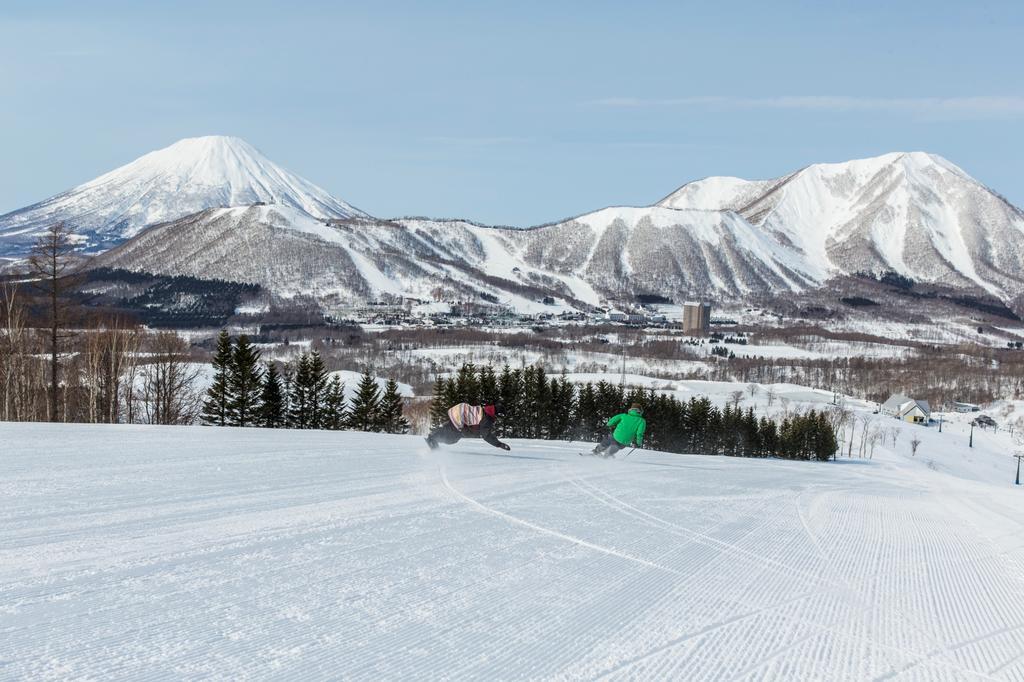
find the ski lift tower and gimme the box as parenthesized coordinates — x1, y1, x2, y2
(1014, 434, 1024, 486)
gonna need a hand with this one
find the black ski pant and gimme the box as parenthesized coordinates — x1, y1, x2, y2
(593, 433, 627, 456)
(429, 422, 463, 445)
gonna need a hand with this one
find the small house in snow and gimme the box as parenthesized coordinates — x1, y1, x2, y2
(881, 393, 931, 424)
(880, 394, 911, 417)
(900, 400, 930, 424)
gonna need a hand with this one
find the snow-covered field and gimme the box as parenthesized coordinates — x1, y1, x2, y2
(3, 418, 1023, 680)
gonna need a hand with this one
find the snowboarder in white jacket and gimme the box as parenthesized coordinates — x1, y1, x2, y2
(426, 402, 510, 451)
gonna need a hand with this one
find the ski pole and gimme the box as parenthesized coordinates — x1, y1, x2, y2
(622, 447, 637, 459)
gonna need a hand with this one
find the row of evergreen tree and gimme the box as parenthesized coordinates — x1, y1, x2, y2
(201, 331, 408, 433)
(429, 364, 837, 461)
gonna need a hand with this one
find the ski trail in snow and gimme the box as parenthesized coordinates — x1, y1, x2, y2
(568, 474, 839, 589)
(570, 471, 997, 680)
(592, 588, 825, 681)
(6, 426, 1024, 679)
(439, 465, 685, 577)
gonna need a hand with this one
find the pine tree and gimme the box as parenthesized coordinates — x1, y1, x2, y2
(705, 406, 723, 456)
(742, 407, 760, 457)
(228, 334, 263, 427)
(642, 392, 675, 452)
(478, 365, 498, 405)
(307, 351, 330, 428)
(497, 366, 522, 438)
(546, 375, 574, 440)
(759, 416, 778, 457)
(813, 411, 838, 461)
(379, 379, 409, 434)
(323, 376, 347, 429)
(429, 375, 449, 429)
(594, 380, 625, 427)
(257, 362, 285, 428)
(288, 353, 312, 428)
(453, 363, 479, 405)
(721, 404, 740, 456)
(280, 363, 294, 426)
(348, 369, 381, 431)
(441, 377, 460, 413)
(201, 330, 233, 426)
(686, 396, 712, 453)
(573, 382, 599, 442)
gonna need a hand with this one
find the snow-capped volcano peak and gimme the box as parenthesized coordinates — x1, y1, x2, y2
(0, 135, 366, 255)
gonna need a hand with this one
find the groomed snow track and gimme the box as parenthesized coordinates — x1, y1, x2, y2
(2, 424, 1024, 680)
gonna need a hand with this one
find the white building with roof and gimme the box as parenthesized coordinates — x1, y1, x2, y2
(881, 394, 930, 423)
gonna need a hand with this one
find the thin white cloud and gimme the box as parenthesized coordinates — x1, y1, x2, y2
(422, 135, 534, 147)
(591, 95, 1024, 118)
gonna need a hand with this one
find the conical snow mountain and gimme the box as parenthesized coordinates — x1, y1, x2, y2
(0, 135, 366, 255)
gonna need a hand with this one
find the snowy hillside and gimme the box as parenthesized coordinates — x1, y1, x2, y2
(94, 204, 820, 308)
(0, 136, 365, 256)
(3, 418, 1023, 679)
(511, 206, 816, 298)
(94, 206, 602, 311)
(659, 152, 1024, 296)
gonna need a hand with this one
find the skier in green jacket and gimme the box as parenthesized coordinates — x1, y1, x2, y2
(591, 403, 646, 458)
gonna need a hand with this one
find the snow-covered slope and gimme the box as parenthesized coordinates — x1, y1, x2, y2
(659, 152, 1024, 295)
(94, 205, 604, 311)
(94, 203, 822, 308)
(0, 136, 365, 255)
(3, 421, 1023, 679)
(513, 205, 816, 298)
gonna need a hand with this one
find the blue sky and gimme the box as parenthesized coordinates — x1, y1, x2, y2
(2, 1, 1022, 225)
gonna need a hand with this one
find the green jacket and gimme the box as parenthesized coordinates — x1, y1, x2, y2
(608, 409, 646, 447)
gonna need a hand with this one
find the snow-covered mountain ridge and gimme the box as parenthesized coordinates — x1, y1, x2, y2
(4, 138, 1024, 309)
(659, 152, 1024, 295)
(0, 136, 365, 255)
(94, 203, 822, 310)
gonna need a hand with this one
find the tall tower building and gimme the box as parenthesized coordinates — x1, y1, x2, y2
(682, 301, 711, 334)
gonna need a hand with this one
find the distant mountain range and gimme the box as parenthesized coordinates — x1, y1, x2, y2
(3, 136, 1023, 314)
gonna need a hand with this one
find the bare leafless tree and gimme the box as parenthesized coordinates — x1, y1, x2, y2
(82, 318, 142, 423)
(868, 426, 884, 459)
(910, 434, 922, 456)
(764, 386, 777, 407)
(28, 222, 78, 422)
(139, 332, 202, 425)
(729, 390, 745, 409)
(826, 405, 852, 455)
(847, 413, 858, 457)
(857, 414, 874, 458)
(746, 383, 759, 398)
(1, 281, 45, 421)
